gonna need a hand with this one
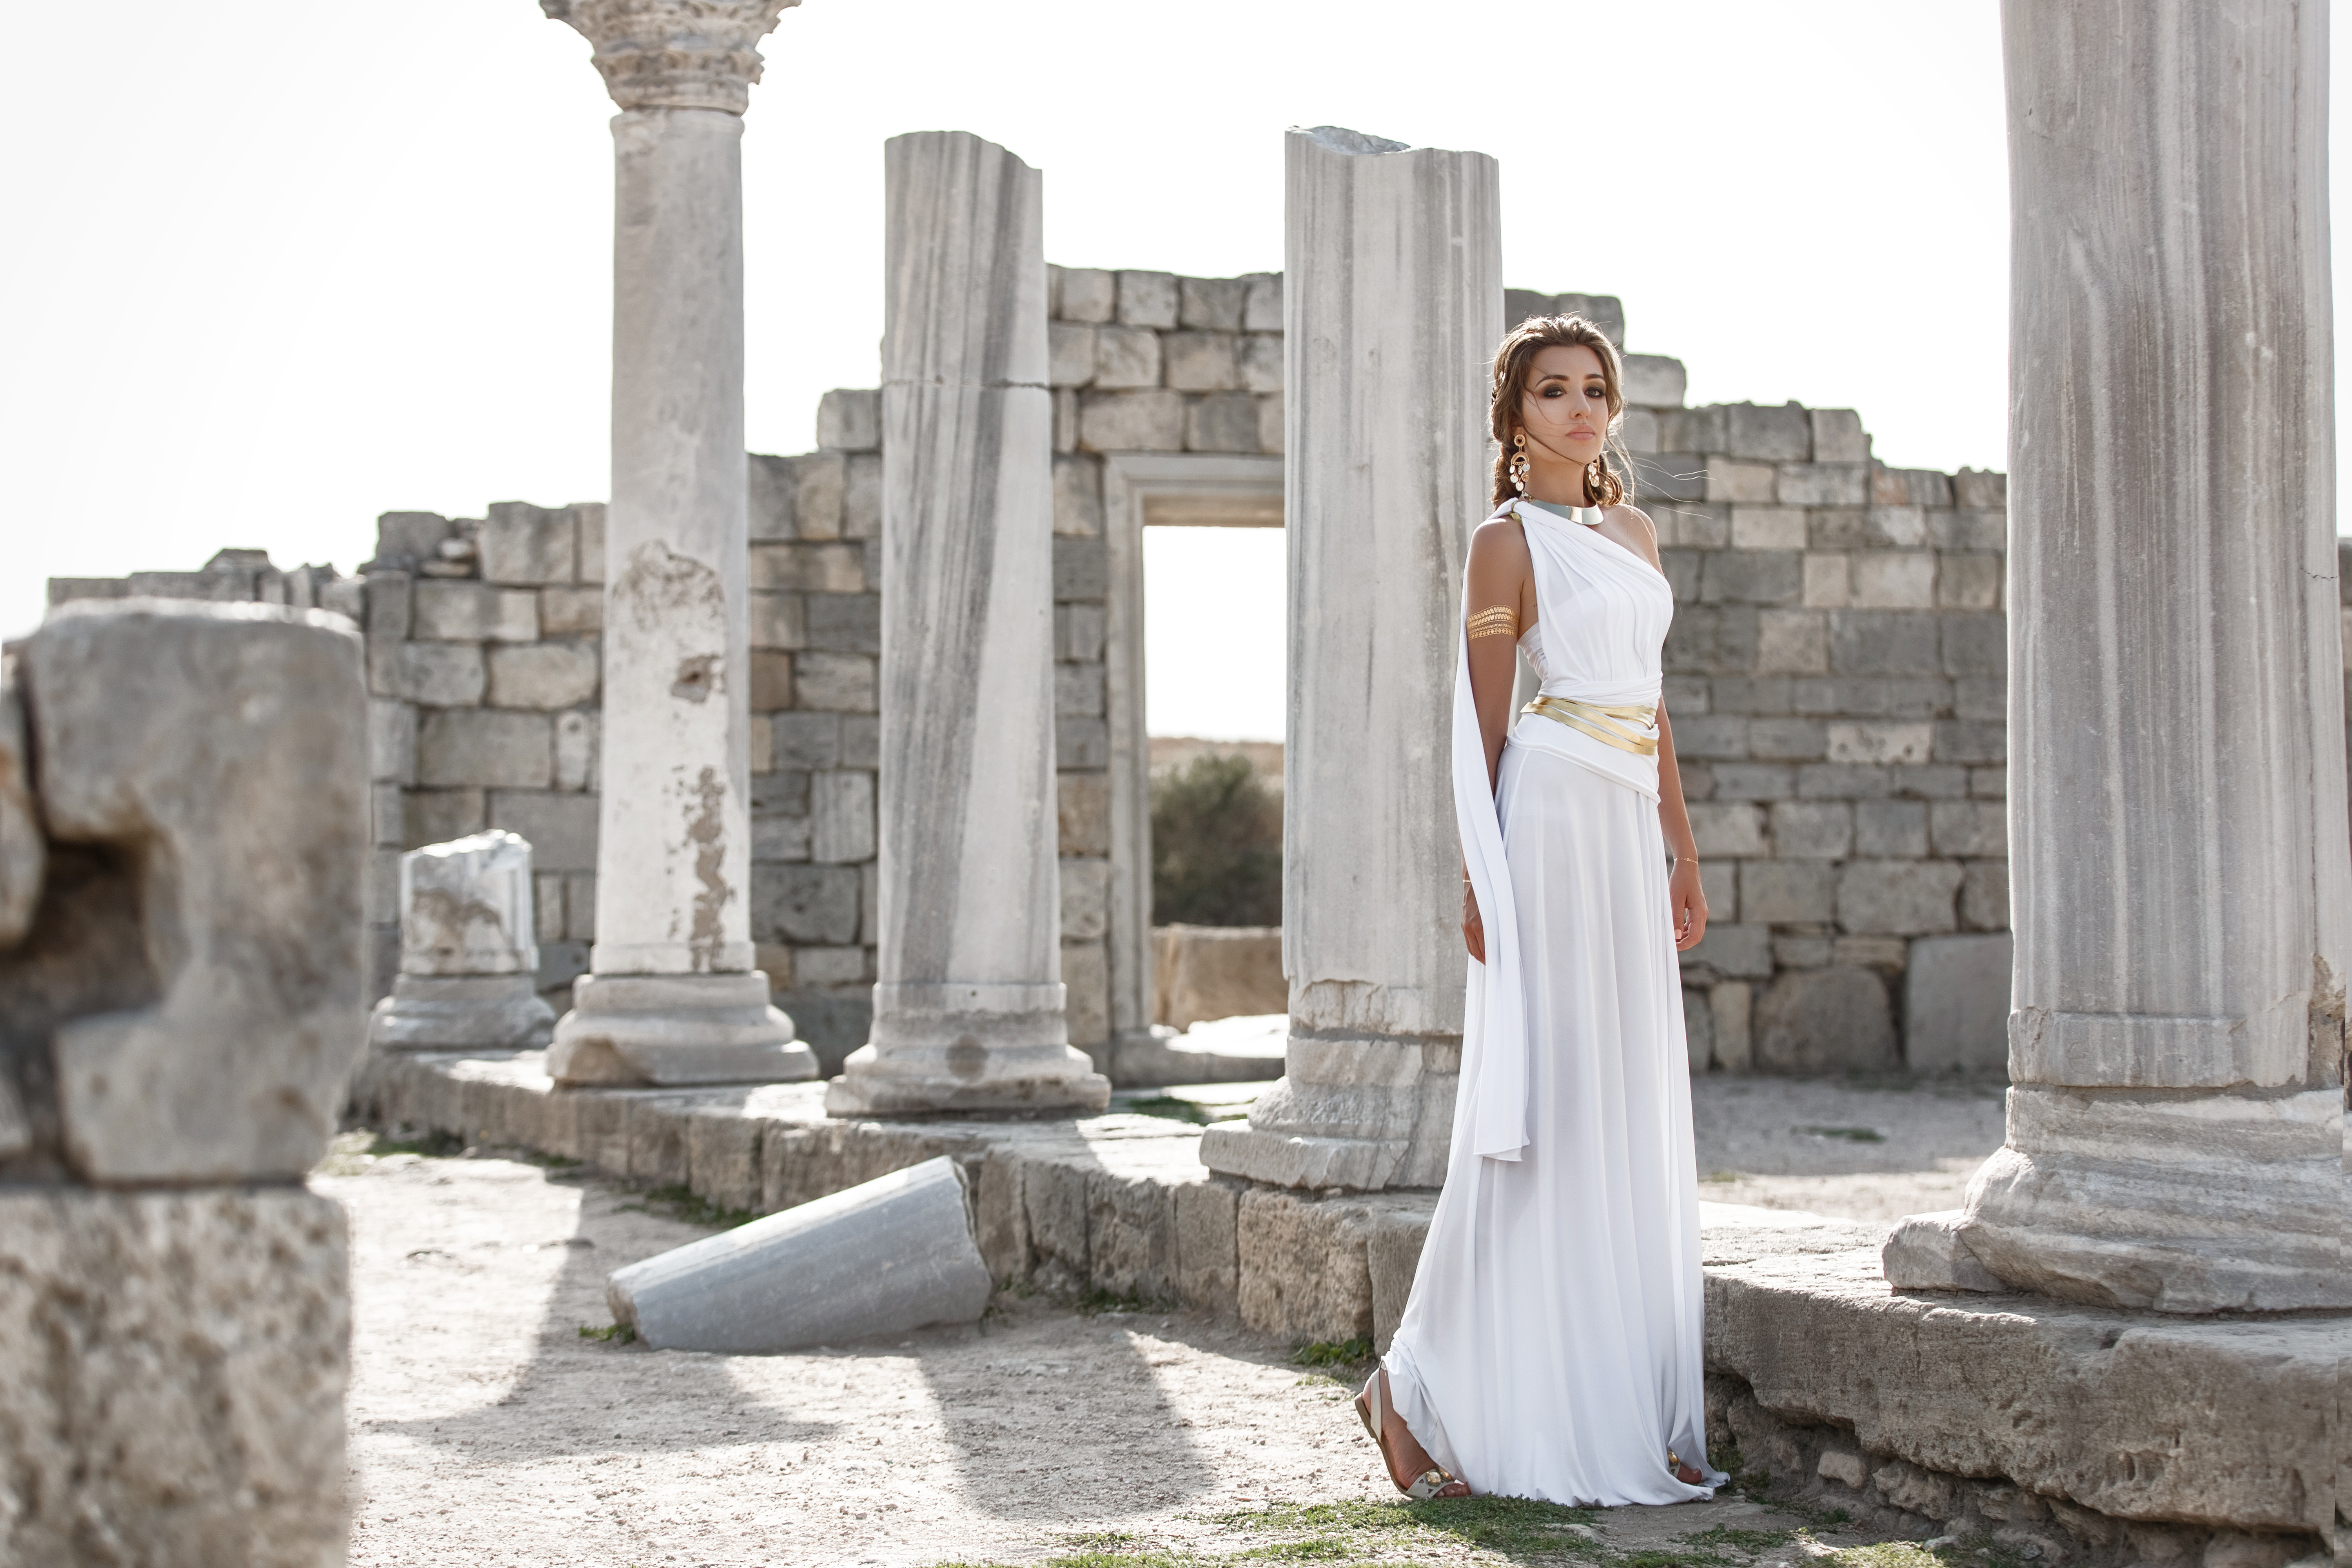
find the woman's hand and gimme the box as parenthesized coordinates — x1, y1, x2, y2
(1463, 880, 1486, 964)
(1669, 857, 1708, 952)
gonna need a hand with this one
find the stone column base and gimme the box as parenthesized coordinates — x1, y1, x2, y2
(368, 973, 555, 1051)
(825, 1042, 1110, 1116)
(1951, 1086, 2348, 1312)
(1197, 1029, 1457, 1191)
(826, 982, 1109, 1116)
(548, 972, 816, 1087)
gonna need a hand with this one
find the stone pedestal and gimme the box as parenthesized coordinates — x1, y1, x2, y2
(1892, 2, 2350, 1312)
(1200, 127, 1501, 1190)
(827, 131, 1107, 1118)
(370, 829, 556, 1049)
(537, 0, 814, 1088)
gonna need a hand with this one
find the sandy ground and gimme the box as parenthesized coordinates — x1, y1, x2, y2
(326, 1075, 2004, 1567)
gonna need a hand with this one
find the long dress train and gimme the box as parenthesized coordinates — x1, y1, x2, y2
(1381, 498, 1726, 1507)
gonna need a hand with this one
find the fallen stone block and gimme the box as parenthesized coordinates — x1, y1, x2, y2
(370, 830, 557, 1051)
(1882, 1208, 2003, 1292)
(608, 1154, 992, 1353)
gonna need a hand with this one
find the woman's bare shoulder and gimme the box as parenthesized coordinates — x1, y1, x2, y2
(1611, 503, 1664, 568)
(1468, 509, 1532, 566)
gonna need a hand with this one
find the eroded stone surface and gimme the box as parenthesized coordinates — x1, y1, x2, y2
(0, 668, 41, 949)
(1705, 1208, 2340, 1536)
(0, 1187, 350, 1567)
(25, 600, 368, 1182)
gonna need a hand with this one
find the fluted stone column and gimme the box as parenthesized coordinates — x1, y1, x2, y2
(1918, 2, 2349, 1311)
(826, 132, 1108, 1117)
(1199, 127, 1501, 1189)
(539, 0, 814, 1087)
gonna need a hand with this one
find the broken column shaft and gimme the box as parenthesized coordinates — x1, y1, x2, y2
(826, 131, 1108, 1116)
(1200, 127, 1502, 1189)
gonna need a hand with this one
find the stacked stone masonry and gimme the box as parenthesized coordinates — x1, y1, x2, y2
(45, 275, 2021, 1076)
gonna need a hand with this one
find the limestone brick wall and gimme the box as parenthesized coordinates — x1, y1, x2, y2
(1622, 401, 2014, 1073)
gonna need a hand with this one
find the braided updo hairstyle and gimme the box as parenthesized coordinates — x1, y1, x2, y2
(1488, 314, 1636, 511)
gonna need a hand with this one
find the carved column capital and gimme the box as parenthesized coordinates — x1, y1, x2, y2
(541, 0, 795, 115)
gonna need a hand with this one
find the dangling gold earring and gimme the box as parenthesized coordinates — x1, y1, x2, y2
(1585, 456, 1605, 505)
(1510, 431, 1530, 495)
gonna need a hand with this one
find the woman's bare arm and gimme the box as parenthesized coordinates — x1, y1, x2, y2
(1461, 514, 1534, 961)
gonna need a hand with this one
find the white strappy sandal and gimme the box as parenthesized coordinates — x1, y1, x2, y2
(1354, 1371, 1470, 1500)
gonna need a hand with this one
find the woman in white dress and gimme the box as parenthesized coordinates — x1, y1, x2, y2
(1354, 314, 1725, 1506)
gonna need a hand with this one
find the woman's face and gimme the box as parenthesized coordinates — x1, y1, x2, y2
(1518, 343, 1609, 468)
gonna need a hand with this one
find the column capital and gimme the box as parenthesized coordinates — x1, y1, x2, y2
(541, 0, 795, 115)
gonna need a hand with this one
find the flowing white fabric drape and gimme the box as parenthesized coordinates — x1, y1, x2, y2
(1383, 500, 1726, 1507)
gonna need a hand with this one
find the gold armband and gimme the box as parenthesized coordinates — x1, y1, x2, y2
(1466, 606, 1518, 641)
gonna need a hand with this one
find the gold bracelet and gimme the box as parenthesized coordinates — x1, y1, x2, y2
(1466, 606, 1517, 641)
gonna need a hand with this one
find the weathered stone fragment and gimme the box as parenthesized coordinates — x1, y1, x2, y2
(608, 1155, 992, 1352)
(0, 671, 40, 949)
(25, 601, 367, 1182)
(0, 1187, 350, 1567)
(370, 830, 557, 1050)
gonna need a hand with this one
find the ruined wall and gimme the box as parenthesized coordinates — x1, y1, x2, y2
(46, 270, 2018, 1076)
(1625, 403, 2013, 1074)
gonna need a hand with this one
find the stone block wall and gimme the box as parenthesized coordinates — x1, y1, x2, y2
(44, 270, 2025, 1077)
(1619, 397, 2014, 1073)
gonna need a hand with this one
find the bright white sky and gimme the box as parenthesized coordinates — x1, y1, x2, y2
(2, 3, 2345, 741)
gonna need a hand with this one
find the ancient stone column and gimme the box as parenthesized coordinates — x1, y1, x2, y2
(539, 0, 814, 1087)
(1200, 127, 1502, 1189)
(826, 132, 1109, 1116)
(1909, 2, 2349, 1311)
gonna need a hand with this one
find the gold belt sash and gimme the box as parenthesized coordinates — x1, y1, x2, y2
(1521, 695, 1659, 757)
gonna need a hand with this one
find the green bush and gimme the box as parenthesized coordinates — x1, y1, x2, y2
(1150, 753, 1281, 926)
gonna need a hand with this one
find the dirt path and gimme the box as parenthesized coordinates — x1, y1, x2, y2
(321, 1097, 1984, 1568)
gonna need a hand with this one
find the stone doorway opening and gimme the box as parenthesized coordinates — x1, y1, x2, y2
(1098, 452, 1286, 1074)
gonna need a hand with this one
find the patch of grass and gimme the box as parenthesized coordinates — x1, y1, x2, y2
(369, 1128, 465, 1158)
(1071, 1285, 1178, 1317)
(1293, 1338, 1375, 1368)
(577, 1322, 636, 1344)
(1703, 1169, 1742, 1183)
(1817, 1545, 1946, 1568)
(1222, 1495, 1608, 1560)
(1234, 1540, 1358, 1561)
(625, 1183, 758, 1230)
(1688, 1526, 1799, 1553)
(1795, 1125, 1886, 1144)
(1618, 1551, 1731, 1568)
(522, 1149, 582, 1169)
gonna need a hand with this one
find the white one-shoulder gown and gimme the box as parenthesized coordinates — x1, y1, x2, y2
(1382, 498, 1725, 1507)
